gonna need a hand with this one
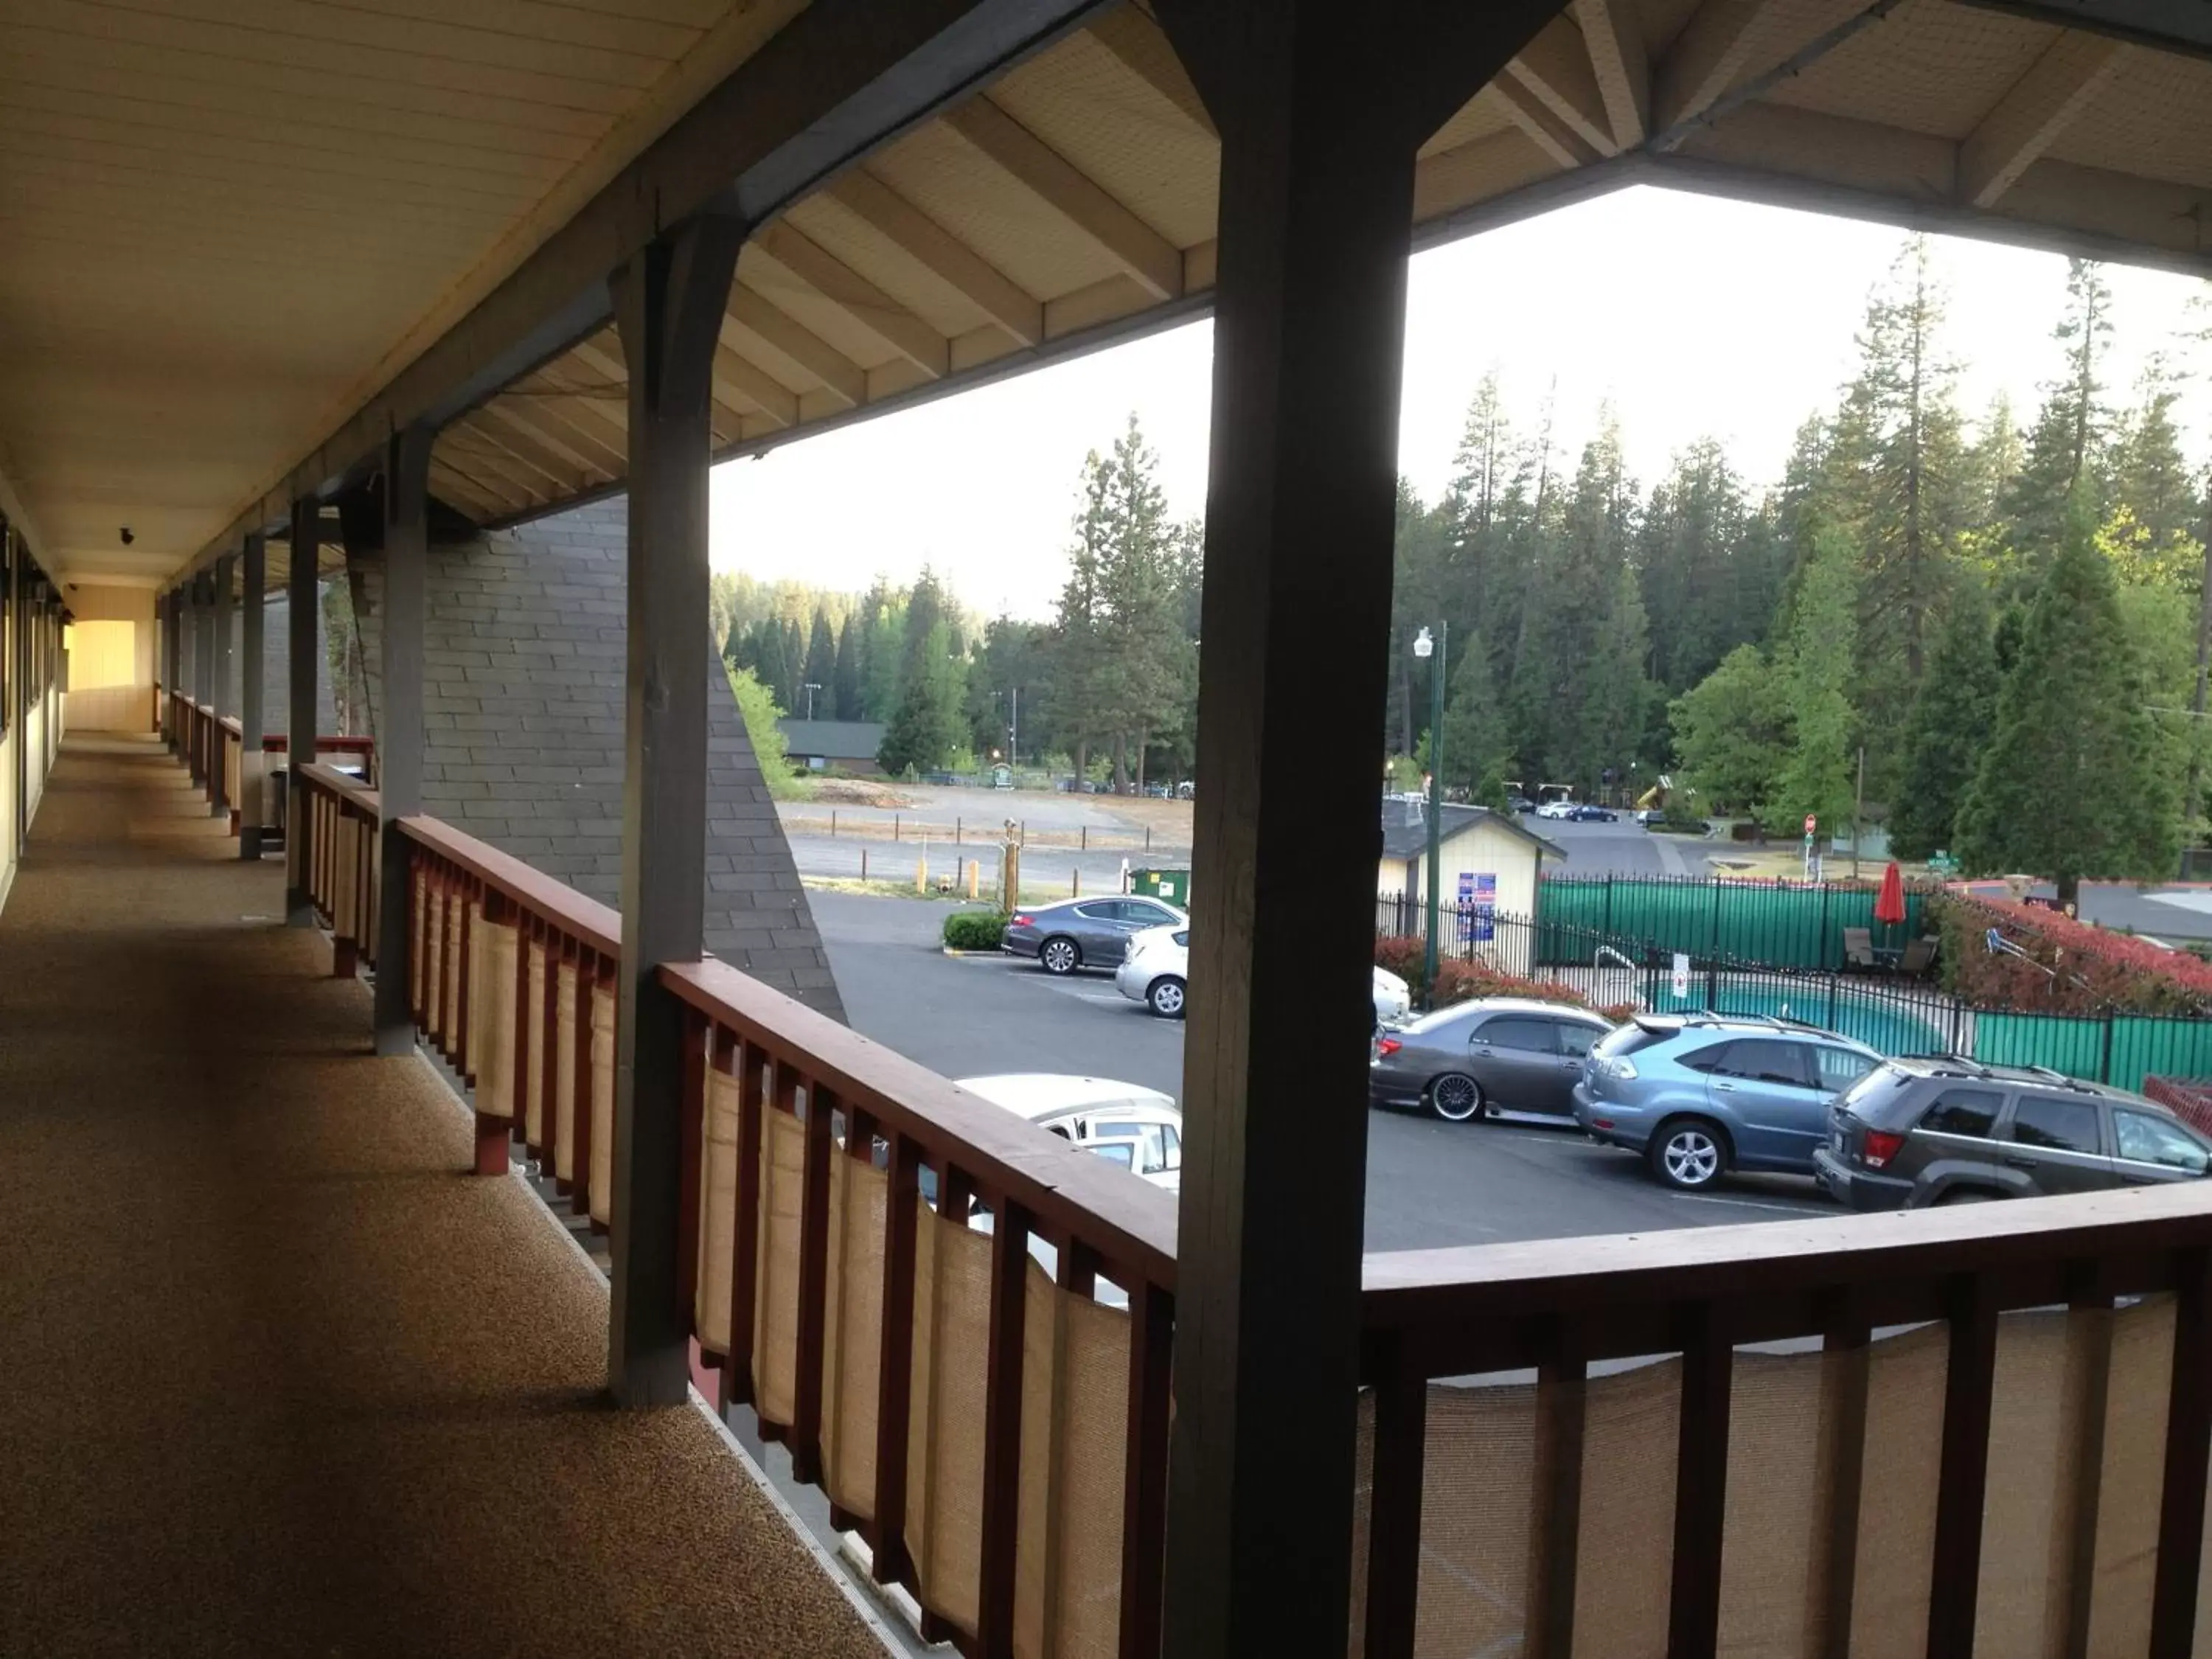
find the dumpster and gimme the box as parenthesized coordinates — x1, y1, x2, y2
(1130, 867, 1191, 907)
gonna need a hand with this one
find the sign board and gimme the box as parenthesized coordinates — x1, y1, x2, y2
(1804, 814, 1818, 835)
(1672, 952, 1692, 999)
(1455, 872, 1496, 942)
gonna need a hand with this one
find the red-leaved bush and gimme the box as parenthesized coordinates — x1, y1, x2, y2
(2146, 1077, 2212, 1135)
(1375, 934, 1632, 1022)
(1930, 893, 2212, 1015)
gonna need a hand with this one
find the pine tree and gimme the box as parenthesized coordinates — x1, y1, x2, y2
(782, 618, 805, 709)
(1579, 561, 1658, 797)
(1670, 644, 1790, 818)
(1956, 488, 2180, 904)
(2110, 356, 2198, 554)
(801, 608, 836, 717)
(1772, 520, 1860, 835)
(2003, 260, 2114, 579)
(1638, 438, 1754, 693)
(751, 619, 791, 714)
(1888, 584, 2000, 860)
(831, 616, 861, 720)
(1436, 631, 1512, 807)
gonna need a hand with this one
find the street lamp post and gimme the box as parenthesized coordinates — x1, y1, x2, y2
(1414, 623, 1446, 1000)
(802, 681, 822, 720)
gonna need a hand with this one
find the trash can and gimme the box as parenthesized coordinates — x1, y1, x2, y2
(1131, 868, 1191, 907)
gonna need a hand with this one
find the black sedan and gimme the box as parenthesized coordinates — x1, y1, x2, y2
(1570, 804, 1618, 822)
(1001, 894, 1187, 975)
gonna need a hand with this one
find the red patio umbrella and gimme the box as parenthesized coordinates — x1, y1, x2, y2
(1874, 860, 1907, 948)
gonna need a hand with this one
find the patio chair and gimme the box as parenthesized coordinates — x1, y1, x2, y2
(1898, 936, 1938, 975)
(1842, 928, 1875, 970)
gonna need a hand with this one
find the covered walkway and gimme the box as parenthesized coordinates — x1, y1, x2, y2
(0, 733, 888, 1658)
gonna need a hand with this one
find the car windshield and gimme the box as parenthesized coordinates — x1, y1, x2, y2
(1595, 1023, 1669, 1060)
(1840, 1065, 1921, 1127)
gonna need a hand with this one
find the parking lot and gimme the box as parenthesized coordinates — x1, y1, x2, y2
(812, 890, 1832, 1252)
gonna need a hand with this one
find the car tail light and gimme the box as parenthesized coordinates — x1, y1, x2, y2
(1862, 1129, 1905, 1169)
(1374, 1037, 1402, 1058)
(1010, 914, 1032, 928)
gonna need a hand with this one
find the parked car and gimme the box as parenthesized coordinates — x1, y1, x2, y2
(1368, 998, 1617, 1121)
(1534, 799, 1579, 820)
(1634, 807, 1666, 827)
(1571, 804, 1618, 822)
(1506, 793, 1536, 815)
(1572, 1013, 1884, 1189)
(956, 1073, 1183, 1192)
(1116, 924, 1411, 1026)
(1812, 1057, 2212, 1209)
(1003, 894, 1186, 974)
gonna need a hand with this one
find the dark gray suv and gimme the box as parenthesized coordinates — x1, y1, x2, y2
(1813, 1057, 2212, 1209)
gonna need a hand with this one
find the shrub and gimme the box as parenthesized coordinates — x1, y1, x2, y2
(942, 911, 1007, 950)
(1375, 934, 1627, 1023)
(1374, 933, 1429, 995)
(1930, 891, 2212, 1015)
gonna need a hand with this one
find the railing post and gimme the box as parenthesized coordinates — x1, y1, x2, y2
(240, 534, 267, 859)
(607, 212, 745, 1409)
(190, 572, 214, 787)
(1146, 2, 1566, 1650)
(285, 496, 321, 926)
(373, 426, 433, 1055)
(210, 551, 234, 824)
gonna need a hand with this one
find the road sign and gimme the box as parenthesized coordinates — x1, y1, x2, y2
(1672, 952, 1691, 999)
(1804, 814, 1818, 835)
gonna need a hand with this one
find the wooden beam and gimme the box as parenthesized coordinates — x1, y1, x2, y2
(446, 425, 567, 501)
(484, 397, 624, 477)
(456, 412, 588, 495)
(1087, 4, 1215, 136)
(751, 223, 951, 378)
(713, 347, 801, 428)
(1958, 30, 2131, 208)
(571, 334, 766, 436)
(722, 287, 868, 408)
(1489, 77, 1601, 169)
(1573, 0, 1649, 147)
(1652, 0, 1869, 136)
(824, 169, 1046, 345)
(1506, 13, 1618, 156)
(944, 95, 1185, 299)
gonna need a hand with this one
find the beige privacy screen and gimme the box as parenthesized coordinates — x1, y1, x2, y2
(729, 1086, 1134, 1658)
(1344, 1299, 2208, 1658)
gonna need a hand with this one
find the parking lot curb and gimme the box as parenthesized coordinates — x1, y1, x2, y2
(941, 947, 1003, 959)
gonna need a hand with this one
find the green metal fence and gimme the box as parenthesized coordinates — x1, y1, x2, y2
(1972, 1012, 2212, 1094)
(1535, 874, 1933, 972)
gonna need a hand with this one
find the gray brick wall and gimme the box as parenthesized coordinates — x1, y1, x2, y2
(349, 498, 843, 1020)
(221, 592, 338, 738)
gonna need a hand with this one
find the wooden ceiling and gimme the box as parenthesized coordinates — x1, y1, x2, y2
(6, 0, 2211, 576)
(0, 0, 804, 585)
(431, 0, 2212, 530)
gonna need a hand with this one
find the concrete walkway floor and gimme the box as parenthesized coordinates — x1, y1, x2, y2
(0, 734, 889, 1658)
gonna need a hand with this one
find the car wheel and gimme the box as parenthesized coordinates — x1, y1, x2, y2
(1650, 1119, 1728, 1190)
(1429, 1072, 1484, 1123)
(1147, 976, 1187, 1019)
(1937, 1186, 1997, 1205)
(1039, 936, 1081, 975)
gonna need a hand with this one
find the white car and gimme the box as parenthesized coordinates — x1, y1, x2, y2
(955, 1072, 1183, 1192)
(1534, 799, 1580, 820)
(1115, 924, 1413, 1027)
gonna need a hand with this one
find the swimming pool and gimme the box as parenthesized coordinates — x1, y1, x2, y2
(1646, 978, 1950, 1057)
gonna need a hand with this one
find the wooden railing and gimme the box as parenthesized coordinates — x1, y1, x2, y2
(167, 695, 372, 835)
(287, 759, 2212, 1659)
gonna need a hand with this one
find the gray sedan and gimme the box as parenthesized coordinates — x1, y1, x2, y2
(1003, 895, 1188, 975)
(1368, 997, 1615, 1122)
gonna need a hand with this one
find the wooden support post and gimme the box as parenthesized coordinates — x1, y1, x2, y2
(240, 534, 267, 859)
(607, 212, 746, 1408)
(1144, 1, 1566, 1652)
(162, 589, 182, 751)
(190, 574, 214, 785)
(210, 552, 234, 822)
(375, 427, 433, 1055)
(285, 496, 321, 925)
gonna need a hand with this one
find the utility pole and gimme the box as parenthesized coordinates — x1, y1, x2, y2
(1010, 684, 1020, 769)
(1415, 624, 1445, 996)
(2186, 476, 2212, 834)
(1852, 744, 1865, 882)
(802, 681, 821, 720)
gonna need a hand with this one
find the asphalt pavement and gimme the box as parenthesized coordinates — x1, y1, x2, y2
(808, 888, 1830, 1253)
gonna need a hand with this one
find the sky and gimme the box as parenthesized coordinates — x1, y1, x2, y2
(709, 184, 2210, 622)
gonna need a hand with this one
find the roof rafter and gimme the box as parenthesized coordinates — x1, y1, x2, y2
(1652, 0, 1873, 139)
(446, 422, 571, 501)
(1504, 13, 1618, 157)
(1488, 77, 1603, 169)
(751, 221, 951, 377)
(942, 94, 1183, 300)
(824, 168, 1045, 345)
(487, 395, 625, 476)
(456, 410, 590, 495)
(723, 285, 868, 408)
(1572, 0, 1649, 148)
(1957, 29, 2131, 208)
(1085, 5, 1214, 136)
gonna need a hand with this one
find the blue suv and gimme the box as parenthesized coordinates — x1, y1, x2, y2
(1573, 1013, 1884, 1191)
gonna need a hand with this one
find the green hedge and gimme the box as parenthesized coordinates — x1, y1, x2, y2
(943, 911, 1007, 950)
